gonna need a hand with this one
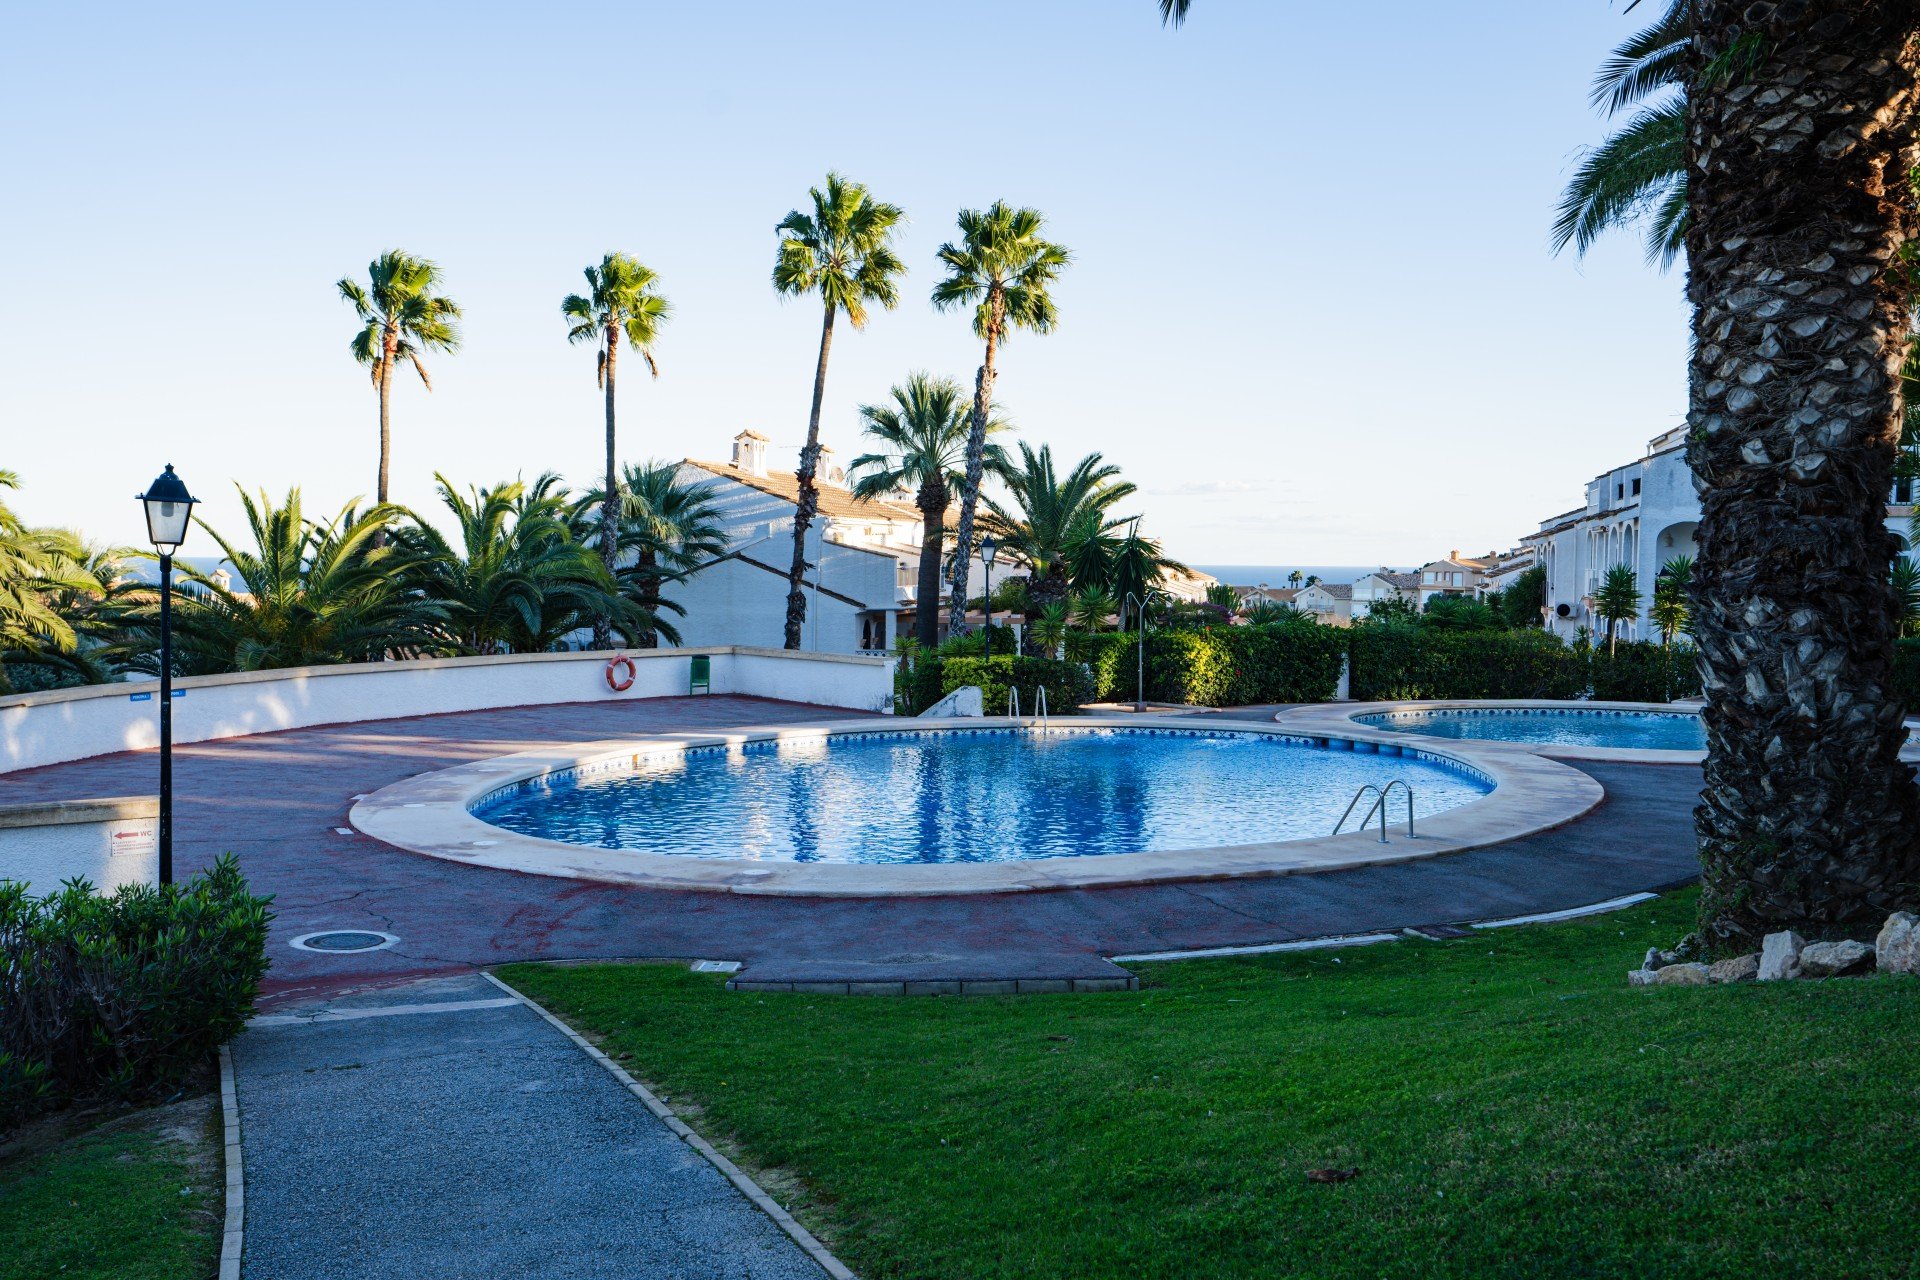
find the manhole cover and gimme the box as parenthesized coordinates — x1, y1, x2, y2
(289, 930, 398, 954)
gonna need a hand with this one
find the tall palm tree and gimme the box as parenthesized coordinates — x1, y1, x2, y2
(562, 253, 671, 649)
(1682, 5, 1920, 949)
(591, 461, 729, 649)
(398, 474, 632, 655)
(847, 373, 1011, 647)
(930, 202, 1071, 638)
(980, 444, 1132, 654)
(119, 489, 442, 675)
(1651, 555, 1693, 648)
(1592, 565, 1640, 657)
(772, 174, 907, 650)
(338, 251, 462, 505)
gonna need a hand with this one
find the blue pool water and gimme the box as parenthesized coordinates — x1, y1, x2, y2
(1359, 707, 1706, 751)
(475, 728, 1492, 865)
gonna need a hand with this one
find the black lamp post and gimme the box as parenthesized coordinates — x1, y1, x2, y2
(137, 464, 196, 886)
(979, 536, 998, 655)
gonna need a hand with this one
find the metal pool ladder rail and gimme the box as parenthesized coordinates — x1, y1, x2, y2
(1007, 687, 1021, 720)
(1034, 686, 1049, 733)
(1333, 780, 1415, 842)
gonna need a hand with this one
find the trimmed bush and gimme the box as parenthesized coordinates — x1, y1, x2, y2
(1065, 625, 1345, 707)
(930, 656, 1097, 716)
(1589, 641, 1703, 702)
(1350, 626, 1587, 701)
(0, 855, 272, 1132)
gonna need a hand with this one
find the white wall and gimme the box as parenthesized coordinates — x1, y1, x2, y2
(0, 648, 896, 775)
(0, 799, 158, 897)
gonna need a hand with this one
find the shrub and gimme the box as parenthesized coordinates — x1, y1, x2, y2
(1590, 641, 1702, 702)
(0, 855, 272, 1132)
(932, 656, 1096, 715)
(1065, 625, 1344, 707)
(1349, 625, 1586, 701)
(1895, 637, 1920, 712)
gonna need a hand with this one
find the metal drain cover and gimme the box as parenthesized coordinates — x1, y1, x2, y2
(289, 930, 398, 954)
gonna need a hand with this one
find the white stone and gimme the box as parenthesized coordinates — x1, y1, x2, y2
(1652, 962, 1710, 986)
(1876, 911, 1920, 976)
(1628, 969, 1659, 987)
(1798, 939, 1875, 978)
(1708, 954, 1760, 984)
(1758, 930, 1805, 981)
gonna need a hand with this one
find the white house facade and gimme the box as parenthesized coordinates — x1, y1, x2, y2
(1523, 425, 1914, 643)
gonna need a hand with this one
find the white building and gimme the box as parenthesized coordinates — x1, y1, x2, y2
(1351, 570, 1419, 620)
(1523, 424, 1913, 643)
(665, 431, 980, 655)
(1295, 581, 1352, 626)
(1412, 552, 1497, 607)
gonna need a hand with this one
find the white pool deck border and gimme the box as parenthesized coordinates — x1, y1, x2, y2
(349, 715, 1605, 897)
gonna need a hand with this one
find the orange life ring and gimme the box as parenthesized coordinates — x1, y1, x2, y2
(604, 653, 637, 693)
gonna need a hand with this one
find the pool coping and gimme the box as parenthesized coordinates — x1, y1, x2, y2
(348, 716, 1604, 897)
(1275, 700, 1712, 764)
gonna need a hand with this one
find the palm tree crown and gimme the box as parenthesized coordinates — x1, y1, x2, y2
(338, 251, 462, 503)
(772, 172, 907, 650)
(848, 372, 1012, 647)
(981, 443, 1131, 653)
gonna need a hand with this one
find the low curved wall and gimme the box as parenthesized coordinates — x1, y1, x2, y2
(0, 648, 896, 775)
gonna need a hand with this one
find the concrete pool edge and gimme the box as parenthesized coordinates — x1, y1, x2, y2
(348, 716, 1605, 897)
(1276, 699, 1712, 764)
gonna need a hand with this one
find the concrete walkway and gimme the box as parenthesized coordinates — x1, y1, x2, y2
(230, 972, 826, 1280)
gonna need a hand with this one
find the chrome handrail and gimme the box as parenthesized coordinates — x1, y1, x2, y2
(1379, 779, 1416, 838)
(1034, 685, 1049, 733)
(1333, 778, 1416, 843)
(1007, 687, 1021, 720)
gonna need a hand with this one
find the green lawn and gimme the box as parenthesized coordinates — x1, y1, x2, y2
(0, 1096, 221, 1280)
(501, 892, 1920, 1280)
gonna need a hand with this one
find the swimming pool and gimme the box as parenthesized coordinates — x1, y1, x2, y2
(473, 727, 1493, 866)
(1357, 707, 1706, 752)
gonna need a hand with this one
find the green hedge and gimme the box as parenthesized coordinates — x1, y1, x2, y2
(0, 855, 272, 1132)
(1065, 625, 1346, 706)
(1896, 638, 1920, 711)
(903, 655, 1097, 716)
(1589, 642, 1703, 702)
(1349, 626, 1585, 701)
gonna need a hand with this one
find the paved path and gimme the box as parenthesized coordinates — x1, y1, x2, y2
(3, 696, 1704, 999)
(231, 972, 826, 1280)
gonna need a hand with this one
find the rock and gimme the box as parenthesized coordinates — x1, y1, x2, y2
(1798, 939, 1875, 978)
(1877, 911, 1920, 976)
(1758, 930, 1805, 981)
(1643, 946, 1665, 970)
(1652, 962, 1710, 986)
(1628, 968, 1659, 987)
(1708, 954, 1760, 983)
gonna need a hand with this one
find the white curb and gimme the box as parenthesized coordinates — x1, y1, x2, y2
(217, 1044, 244, 1280)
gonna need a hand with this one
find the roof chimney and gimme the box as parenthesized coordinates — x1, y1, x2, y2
(1450, 549, 1461, 562)
(818, 444, 846, 489)
(732, 429, 769, 477)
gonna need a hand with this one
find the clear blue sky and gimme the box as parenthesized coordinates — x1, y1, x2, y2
(0, 1, 1686, 566)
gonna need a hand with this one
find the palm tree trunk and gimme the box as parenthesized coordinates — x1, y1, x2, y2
(637, 547, 660, 650)
(593, 333, 619, 651)
(948, 298, 1003, 638)
(915, 476, 947, 648)
(376, 358, 393, 506)
(785, 302, 835, 650)
(1686, 5, 1920, 949)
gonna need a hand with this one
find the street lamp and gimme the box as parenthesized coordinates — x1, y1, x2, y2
(137, 464, 196, 886)
(978, 536, 998, 655)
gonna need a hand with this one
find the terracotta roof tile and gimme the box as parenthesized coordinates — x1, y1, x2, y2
(687, 461, 922, 523)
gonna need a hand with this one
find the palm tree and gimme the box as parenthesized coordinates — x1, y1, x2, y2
(0, 471, 105, 690)
(847, 373, 1010, 647)
(1287, 570, 1303, 590)
(980, 444, 1132, 654)
(1029, 601, 1070, 658)
(1071, 588, 1117, 634)
(563, 253, 671, 649)
(931, 202, 1071, 638)
(398, 474, 633, 655)
(1651, 555, 1693, 648)
(119, 489, 442, 675)
(773, 174, 907, 650)
(1111, 521, 1187, 624)
(597, 461, 730, 648)
(1893, 560, 1920, 639)
(1592, 565, 1640, 657)
(338, 251, 462, 505)
(1681, 5, 1920, 949)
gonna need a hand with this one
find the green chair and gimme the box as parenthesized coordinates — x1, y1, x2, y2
(689, 654, 711, 695)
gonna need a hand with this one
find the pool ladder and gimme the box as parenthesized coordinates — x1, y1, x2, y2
(1005, 686, 1050, 733)
(1333, 780, 1415, 843)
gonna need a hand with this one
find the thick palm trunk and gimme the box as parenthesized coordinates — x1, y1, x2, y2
(593, 334, 619, 651)
(915, 476, 947, 648)
(786, 303, 835, 650)
(1686, 4, 1920, 949)
(948, 301, 1003, 637)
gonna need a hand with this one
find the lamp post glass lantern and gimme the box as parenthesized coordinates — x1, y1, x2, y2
(979, 536, 998, 655)
(137, 464, 197, 886)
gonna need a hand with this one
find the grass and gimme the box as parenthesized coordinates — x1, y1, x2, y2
(0, 1093, 222, 1280)
(501, 891, 1920, 1280)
